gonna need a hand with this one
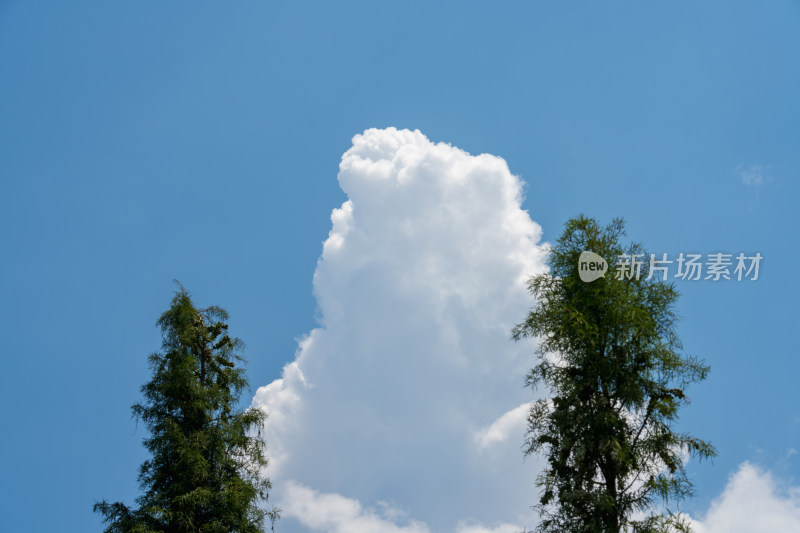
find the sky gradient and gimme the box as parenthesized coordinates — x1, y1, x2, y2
(1, 2, 799, 531)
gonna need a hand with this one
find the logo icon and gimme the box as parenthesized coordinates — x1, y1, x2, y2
(578, 251, 607, 282)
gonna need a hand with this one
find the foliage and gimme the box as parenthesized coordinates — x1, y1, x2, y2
(513, 216, 715, 532)
(95, 285, 271, 533)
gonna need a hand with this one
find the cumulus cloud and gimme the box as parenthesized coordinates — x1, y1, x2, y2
(690, 462, 800, 533)
(253, 128, 548, 532)
(252, 128, 798, 532)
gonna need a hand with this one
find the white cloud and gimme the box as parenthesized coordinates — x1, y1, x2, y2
(739, 164, 773, 187)
(473, 403, 530, 450)
(252, 128, 799, 532)
(690, 462, 800, 533)
(455, 523, 528, 533)
(283, 481, 431, 533)
(251, 359, 308, 471)
(282, 481, 531, 533)
(253, 127, 548, 532)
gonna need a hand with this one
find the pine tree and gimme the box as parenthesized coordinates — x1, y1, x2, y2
(513, 216, 716, 532)
(95, 285, 271, 533)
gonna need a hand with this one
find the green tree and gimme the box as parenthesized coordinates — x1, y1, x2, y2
(95, 285, 272, 533)
(513, 216, 716, 533)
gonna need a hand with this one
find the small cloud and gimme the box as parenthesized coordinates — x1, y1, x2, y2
(738, 164, 774, 187)
(473, 403, 530, 450)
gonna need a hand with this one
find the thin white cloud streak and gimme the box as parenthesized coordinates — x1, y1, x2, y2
(253, 127, 548, 532)
(456, 523, 526, 533)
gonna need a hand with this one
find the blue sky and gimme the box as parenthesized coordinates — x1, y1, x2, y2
(1, 2, 799, 532)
